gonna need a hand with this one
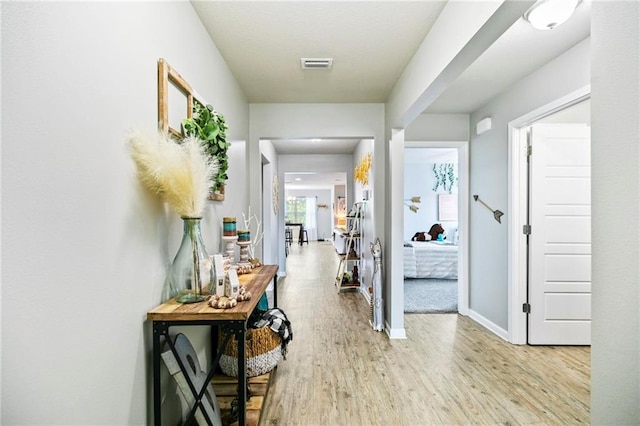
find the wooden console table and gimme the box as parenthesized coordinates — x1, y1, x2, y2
(148, 265, 278, 426)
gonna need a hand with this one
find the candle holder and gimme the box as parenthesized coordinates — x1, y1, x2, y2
(236, 240, 253, 274)
(221, 235, 238, 264)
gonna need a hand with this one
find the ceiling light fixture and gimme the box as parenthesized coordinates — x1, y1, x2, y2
(524, 0, 581, 30)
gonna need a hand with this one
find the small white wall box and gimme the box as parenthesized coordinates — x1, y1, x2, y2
(476, 117, 492, 135)
(225, 268, 240, 298)
(213, 254, 225, 297)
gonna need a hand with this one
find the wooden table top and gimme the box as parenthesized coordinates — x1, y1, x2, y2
(147, 265, 278, 322)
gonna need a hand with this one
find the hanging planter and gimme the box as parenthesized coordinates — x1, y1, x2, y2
(182, 101, 230, 201)
(432, 163, 457, 194)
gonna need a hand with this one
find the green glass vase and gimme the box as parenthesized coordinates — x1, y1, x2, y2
(167, 217, 212, 303)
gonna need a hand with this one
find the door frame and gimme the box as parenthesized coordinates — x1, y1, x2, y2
(507, 85, 591, 344)
(404, 140, 470, 317)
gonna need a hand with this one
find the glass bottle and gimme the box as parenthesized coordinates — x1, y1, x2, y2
(167, 217, 212, 303)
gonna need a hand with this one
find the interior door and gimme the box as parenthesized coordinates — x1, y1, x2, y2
(528, 123, 591, 345)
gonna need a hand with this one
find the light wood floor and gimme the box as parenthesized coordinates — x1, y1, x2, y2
(262, 242, 590, 425)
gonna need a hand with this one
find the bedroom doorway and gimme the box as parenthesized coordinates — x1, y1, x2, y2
(403, 142, 469, 315)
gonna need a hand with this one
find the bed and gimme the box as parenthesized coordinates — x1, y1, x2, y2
(404, 241, 458, 279)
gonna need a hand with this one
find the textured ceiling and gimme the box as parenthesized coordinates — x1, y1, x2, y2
(191, 0, 591, 181)
(191, 1, 446, 103)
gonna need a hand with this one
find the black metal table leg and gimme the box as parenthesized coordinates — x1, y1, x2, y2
(273, 275, 278, 308)
(153, 322, 163, 426)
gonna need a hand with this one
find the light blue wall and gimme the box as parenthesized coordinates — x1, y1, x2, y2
(468, 37, 590, 331)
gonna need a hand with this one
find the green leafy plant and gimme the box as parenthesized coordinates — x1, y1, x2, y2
(182, 101, 230, 193)
(432, 163, 457, 194)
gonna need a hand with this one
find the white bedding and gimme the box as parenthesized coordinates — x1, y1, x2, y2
(404, 241, 458, 279)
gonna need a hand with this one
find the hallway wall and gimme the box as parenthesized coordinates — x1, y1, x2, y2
(590, 2, 640, 422)
(2, 2, 248, 423)
(468, 38, 590, 332)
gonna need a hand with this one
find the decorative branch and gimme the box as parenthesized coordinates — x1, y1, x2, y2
(241, 206, 264, 259)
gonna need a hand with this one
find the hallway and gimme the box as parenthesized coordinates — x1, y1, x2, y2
(261, 242, 590, 425)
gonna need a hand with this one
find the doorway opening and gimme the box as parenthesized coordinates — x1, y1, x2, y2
(403, 147, 460, 314)
(403, 141, 469, 319)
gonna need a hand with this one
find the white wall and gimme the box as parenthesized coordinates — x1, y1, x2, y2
(467, 37, 590, 331)
(405, 114, 470, 141)
(353, 139, 375, 298)
(259, 140, 279, 268)
(404, 149, 458, 242)
(590, 2, 640, 422)
(1, 2, 248, 423)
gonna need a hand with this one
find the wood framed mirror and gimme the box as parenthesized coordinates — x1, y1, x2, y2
(157, 58, 225, 201)
(157, 58, 201, 139)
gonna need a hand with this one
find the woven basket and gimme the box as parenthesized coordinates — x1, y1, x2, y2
(219, 327, 281, 378)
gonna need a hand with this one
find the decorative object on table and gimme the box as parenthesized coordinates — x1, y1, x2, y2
(370, 238, 384, 332)
(225, 268, 240, 299)
(169, 217, 213, 302)
(222, 216, 237, 236)
(219, 308, 293, 378)
(221, 235, 238, 264)
(473, 194, 504, 224)
(432, 163, 457, 193)
(354, 152, 372, 186)
(182, 101, 230, 201)
(161, 333, 223, 426)
(404, 196, 421, 213)
(241, 206, 264, 266)
(127, 131, 218, 303)
(236, 228, 253, 274)
(211, 254, 226, 297)
(208, 285, 252, 309)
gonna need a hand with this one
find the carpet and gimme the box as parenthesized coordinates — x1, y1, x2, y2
(404, 278, 458, 313)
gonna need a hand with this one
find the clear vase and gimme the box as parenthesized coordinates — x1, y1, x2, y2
(167, 217, 212, 303)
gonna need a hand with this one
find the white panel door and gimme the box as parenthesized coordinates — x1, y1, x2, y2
(528, 124, 591, 345)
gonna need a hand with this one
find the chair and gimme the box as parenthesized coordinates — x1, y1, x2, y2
(299, 229, 309, 245)
(285, 227, 293, 246)
(285, 228, 292, 257)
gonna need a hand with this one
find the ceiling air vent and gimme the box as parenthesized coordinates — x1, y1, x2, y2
(300, 58, 333, 70)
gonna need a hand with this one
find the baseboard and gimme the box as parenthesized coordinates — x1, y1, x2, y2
(360, 286, 372, 304)
(385, 321, 407, 339)
(468, 309, 509, 342)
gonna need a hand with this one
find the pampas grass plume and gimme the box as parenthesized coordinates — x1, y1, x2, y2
(127, 130, 218, 217)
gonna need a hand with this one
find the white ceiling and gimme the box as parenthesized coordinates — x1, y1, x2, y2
(425, 1, 591, 113)
(191, 1, 446, 103)
(284, 171, 347, 189)
(192, 1, 590, 113)
(191, 0, 591, 186)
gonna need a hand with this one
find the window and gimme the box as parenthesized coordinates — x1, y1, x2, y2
(285, 197, 306, 224)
